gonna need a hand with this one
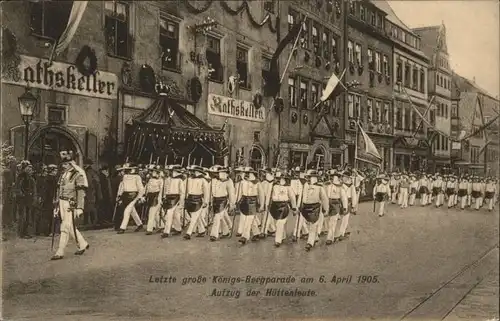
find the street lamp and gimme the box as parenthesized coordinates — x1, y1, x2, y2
(18, 88, 38, 160)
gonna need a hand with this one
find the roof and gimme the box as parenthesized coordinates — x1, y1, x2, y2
(413, 24, 448, 59)
(133, 96, 219, 133)
(371, 1, 412, 33)
(452, 72, 499, 101)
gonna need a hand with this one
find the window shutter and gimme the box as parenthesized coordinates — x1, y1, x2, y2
(85, 131, 98, 165)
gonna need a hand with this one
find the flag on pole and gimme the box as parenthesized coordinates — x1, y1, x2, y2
(357, 122, 382, 165)
(264, 20, 303, 97)
(49, 1, 89, 63)
(312, 68, 347, 111)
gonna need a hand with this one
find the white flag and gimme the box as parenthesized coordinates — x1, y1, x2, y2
(320, 68, 346, 102)
(358, 123, 382, 161)
(55, 1, 89, 55)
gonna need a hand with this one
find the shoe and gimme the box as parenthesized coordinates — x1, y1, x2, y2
(134, 225, 144, 232)
(267, 231, 275, 237)
(326, 240, 333, 245)
(74, 244, 90, 255)
(50, 255, 63, 260)
(220, 234, 230, 239)
(379, 214, 384, 217)
(183, 234, 191, 240)
(145, 232, 153, 235)
(196, 232, 205, 238)
(155, 229, 163, 234)
(117, 229, 125, 234)
(171, 229, 181, 235)
(333, 237, 340, 243)
(305, 244, 312, 251)
(210, 236, 217, 242)
(238, 237, 247, 245)
(22, 235, 32, 239)
(291, 236, 298, 242)
(339, 235, 347, 241)
(236, 233, 242, 237)
(259, 233, 266, 239)
(161, 233, 169, 239)
(300, 234, 309, 240)
(251, 235, 259, 241)
(274, 242, 281, 247)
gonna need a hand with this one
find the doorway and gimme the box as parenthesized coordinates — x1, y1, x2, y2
(28, 126, 80, 166)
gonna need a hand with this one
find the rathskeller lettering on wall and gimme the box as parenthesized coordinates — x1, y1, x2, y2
(1, 55, 117, 100)
(208, 94, 265, 122)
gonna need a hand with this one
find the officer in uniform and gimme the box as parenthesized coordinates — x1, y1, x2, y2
(161, 165, 185, 237)
(299, 170, 329, 251)
(116, 163, 145, 234)
(398, 174, 410, 209)
(324, 171, 348, 245)
(184, 166, 210, 239)
(260, 168, 276, 238)
(446, 175, 457, 208)
(145, 166, 164, 235)
(209, 166, 235, 241)
(458, 176, 468, 209)
(485, 177, 496, 211)
(337, 170, 355, 241)
(409, 173, 418, 206)
(472, 177, 483, 210)
(51, 151, 89, 260)
(373, 174, 391, 217)
(237, 167, 262, 244)
(389, 173, 399, 204)
(418, 173, 429, 206)
(432, 174, 444, 207)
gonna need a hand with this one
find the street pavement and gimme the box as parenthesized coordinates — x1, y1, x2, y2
(2, 202, 499, 321)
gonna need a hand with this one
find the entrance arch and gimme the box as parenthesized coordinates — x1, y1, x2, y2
(249, 145, 266, 170)
(28, 125, 83, 166)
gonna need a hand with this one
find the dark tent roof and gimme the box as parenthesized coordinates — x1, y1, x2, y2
(133, 95, 219, 134)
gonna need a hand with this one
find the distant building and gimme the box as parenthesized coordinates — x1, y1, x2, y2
(413, 23, 453, 172)
(451, 74, 500, 176)
(377, 1, 431, 172)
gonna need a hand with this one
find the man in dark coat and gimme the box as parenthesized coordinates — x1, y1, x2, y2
(83, 158, 102, 226)
(98, 165, 114, 224)
(15, 161, 37, 238)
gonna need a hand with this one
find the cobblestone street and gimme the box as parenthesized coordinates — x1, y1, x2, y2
(2, 202, 499, 321)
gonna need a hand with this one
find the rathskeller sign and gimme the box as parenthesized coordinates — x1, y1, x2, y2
(208, 94, 265, 122)
(1, 55, 117, 100)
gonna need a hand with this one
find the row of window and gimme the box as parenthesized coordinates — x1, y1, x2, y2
(436, 102, 449, 118)
(347, 93, 391, 124)
(348, 1, 385, 31)
(394, 102, 424, 133)
(396, 59, 426, 93)
(287, 77, 340, 115)
(434, 134, 450, 152)
(389, 22, 421, 50)
(470, 146, 480, 163)
(347, 41, 390, 76)
(438, 56, 450, 70)
(288, 9, 340, 62)
(436, 73, 451, 90)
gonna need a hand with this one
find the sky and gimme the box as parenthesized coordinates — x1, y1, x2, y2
(388, 0, 500, 97)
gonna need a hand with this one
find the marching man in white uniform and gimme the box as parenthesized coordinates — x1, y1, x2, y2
(398, 174, 410, 209)
(409, 174, 418, 206)
(432, 174, 444, 207)
(145, 166, 164, 235)
(237, 167, 263, 244)
(299, 170, 329, 251)
(161, 165, 185, 238)
(210, 166, 235, 241)
(458, 177, 468, 210)
(324, 171, 348, 245)
(184, 166, 210, 239)
(266, 171, 297, 247)
(418, 174, 429, 206)
(260, 169, 277, 238)
(485, 178, 497, 212)
(373, 174, 391, 217)
(351, 169, 365, 214)
(117, 163, 145, 234)
(290, 168, 309, 241)
(51, 151, 90, 260)
(337, 171, 355, 241)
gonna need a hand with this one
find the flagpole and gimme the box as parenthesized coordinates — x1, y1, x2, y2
(354, 119, 359, 169)
(412, 95, 436, 138)
(279, 16, 306, 84)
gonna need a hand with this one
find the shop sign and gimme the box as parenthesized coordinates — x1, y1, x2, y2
(208, 94, 265, 122)
(1, 55, 118, 100)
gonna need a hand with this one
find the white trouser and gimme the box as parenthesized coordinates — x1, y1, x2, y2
(240, 215, 259, 240)
(420, 193, 428, 206)
(237, 213, 245, 235)
(293, 214, 309, 237)
(447, 194, 455, 207)
(261, 211, 276, 234)
(391, 189, 398, 203)
(146, 203, 162, 232)
(460, 196, 467, 209)
(488, 198, 494, 210)
(317, 211, 325, 236)
(327, 215, 340, 241)
(222, 211, 232, 232)
(399, 188, 409, 208)
(186, 207, 204, 235)
(120, 199, 143, 230)
(56, 199, 88, 256)
(375, 201, 386, 216)
(171, 206, 183, 231)
(435, 193, 443, 207)
(467, 195, 472, 206)
(409, 192, 416, 205)
(352, 189, 360, 213)
(475, 197, 483, 210)
(275, 218, 287, 244)
(306, 221, 318, 246)
(397, 191, 403, 205)
(163, 205, 179, 234)
(210, 210, 231, 238)
(336, 213, 350, 237)
(195, 208, 207, 234)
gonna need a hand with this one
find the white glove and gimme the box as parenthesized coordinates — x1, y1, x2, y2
(74, 209, 83, 217)
(53, 207, 59, 218)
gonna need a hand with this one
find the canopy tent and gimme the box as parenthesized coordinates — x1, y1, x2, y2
(125, 95, 228, 166)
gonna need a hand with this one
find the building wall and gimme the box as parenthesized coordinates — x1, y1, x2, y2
(278, 0, 346, 168)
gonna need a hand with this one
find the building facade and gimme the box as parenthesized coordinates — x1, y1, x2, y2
(377, 2, 430, 172)
(345, 0, 394, 171)
(277, 0, 346, 169)
(1, 1, 280, 168)
(451, 74, 500, 176)
(413, 24, 453, 172)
